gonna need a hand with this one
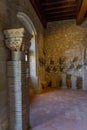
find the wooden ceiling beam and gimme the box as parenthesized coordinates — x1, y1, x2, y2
(46, 14, 76, 20)
(45, 8, 76, 15)
(41, 3, 76, 9)
(39, 0, 75, 4)
(43, 4, 77, 11)
(47, 15, 75, 22)
(41, 1, 75, 6)
(76, 0, 87, 24)
(44, 6, 76, 14)
(47, 13, 76, 19)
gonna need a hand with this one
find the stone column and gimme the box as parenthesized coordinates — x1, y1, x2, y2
(71, 75, 77, 90)
(4, 28, 32, 130)
(82, 48, 87, 90)
(61, 72, 66, 89)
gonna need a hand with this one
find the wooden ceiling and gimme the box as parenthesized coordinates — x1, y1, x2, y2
(30, 0, 87, 27)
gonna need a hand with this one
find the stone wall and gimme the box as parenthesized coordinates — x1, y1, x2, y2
(44, 20, 87, 88)
(0, 0, 11, 129)
(0, 0, 45, 129)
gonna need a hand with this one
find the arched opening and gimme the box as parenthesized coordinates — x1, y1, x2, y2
(17, 12, 38, 95)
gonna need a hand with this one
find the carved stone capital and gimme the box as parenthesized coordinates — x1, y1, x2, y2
(4, 28, 32, 51)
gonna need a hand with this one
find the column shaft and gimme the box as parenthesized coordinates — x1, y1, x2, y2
(7, 60, 29, 130)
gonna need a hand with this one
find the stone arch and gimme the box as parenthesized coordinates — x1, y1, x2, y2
(17, 12, 37, 36)
(17, 12, 38, 94)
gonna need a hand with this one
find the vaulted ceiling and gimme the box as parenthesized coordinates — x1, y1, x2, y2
(30, 0, 87, 28)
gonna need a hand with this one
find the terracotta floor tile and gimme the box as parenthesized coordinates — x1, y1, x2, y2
(30, 89, 87, 130)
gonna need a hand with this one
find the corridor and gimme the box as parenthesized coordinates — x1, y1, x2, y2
(30, 89, 87, 130)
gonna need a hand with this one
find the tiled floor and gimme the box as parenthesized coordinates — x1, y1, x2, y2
(30, 89, 87, 130)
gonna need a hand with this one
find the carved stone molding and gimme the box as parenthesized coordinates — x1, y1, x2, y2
(4, 28, 32, 51)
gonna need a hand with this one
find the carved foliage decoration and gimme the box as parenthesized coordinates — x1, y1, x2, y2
(4, 28, 32, 51)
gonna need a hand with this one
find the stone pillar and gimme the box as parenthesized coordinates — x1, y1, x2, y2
(82, 47, 87, 90)
(61, 72, 66, 89)
(66, 74, 71, 89)
(71, 75, 77, 90)
(4, 28, 32, 130)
